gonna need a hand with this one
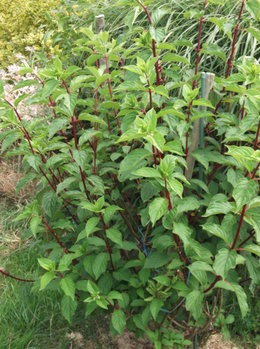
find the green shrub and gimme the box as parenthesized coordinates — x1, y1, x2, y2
(0, 0, 59, 67)
(0, 1, 259, 348)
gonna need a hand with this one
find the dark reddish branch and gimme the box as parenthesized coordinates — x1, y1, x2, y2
(251, 162, 260, 179)
(99, 213, 115, 271)
(238, 230, 255, 248)
(136, 0, 161, 85)
(254, 120, 260, 150)
(225, 0, 245, 79)
(42, 209, 68, 254)
(147, 80, 158, 165)
(204, 275, 221, 293)
(0, 269, 34, 283)
(62, 80, 83, 129)
(164, 176, 172, 210)
(119, 55, 126, 76)
(105, 55, 122, 134)
(192, 0, 207, 89)
(93, 89, 98, 174)
(5, 100, 34, 154)
(213, 0, 246, 115)
(231, 204, 247, 250)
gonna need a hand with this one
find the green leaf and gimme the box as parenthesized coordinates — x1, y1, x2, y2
(92, 253, 109, 280)
(162, 53, 189, 65)
(226, 146, 256, 172)
(163, 140, 184, 155)
(107, 228, 123, 247)
(112, 309, 126, 334)
(193, 98, 214, 109)
(149, 27, 165, 43)
(119, 148, 150, 181)
(213, 248, 236, 279)
(149, 198, 168, 226)
(42, 79, 59, 98)
(80, 217, 100, 240)
(246, 0, 260, 20)
(233, 178, 258, 209)
(151, 8, 169, 25)
(79, 112, 107, 125)
(186, 290, 204, 320)
(38, 258, 55, 271)
(42, 192, 59, 218)
(26, 155, 41, 172)
(154, 85, 169, 98)
(177, 196, 200, 214)
(40, 271, 55, 290)
(124, 65, 143, 75)
(215, 281, 248, 318)
(167, 178, 183, 198)
(150, 299, 164, 320)
(104, 205, 122, 225)
(201, 43, 226, 61)
(1, 132, 21, 153)
(60, 277, 75, 300)
(144, 252, 171, 269)
(48, 118, 68, 139)
(61, 295, 77, 324)
(30, 216, 41, 237)
(243, 244, 260, 257)
(202, 223, 229, 244)
(132, 167, 162, 178)
(247, 27, 260, 41)
(203, 195, 233, 217)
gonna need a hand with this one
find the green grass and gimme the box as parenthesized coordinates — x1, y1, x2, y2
(0, 202, 113, 349)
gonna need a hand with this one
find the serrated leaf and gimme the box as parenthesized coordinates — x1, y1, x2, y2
(40, 271, 55, 290)
(243, 244, 260, 257)
(233, 178, 258, 209)
(38, 258, 55, 271)
(92, 253, 109, 280)
(112, 309, 126, 334)
(150, 299, 164, 320)
(60, 277, 75, 300)
(149, 197, 168, 226)
(144, 252, 171, 269)
(186, 290, 204, 320)
(48, 118, 68, 139)
(61, 295, 77, 324)
(162, 53, 189, 65)
(213, 248, 236, 279)
(106, 228, 123, 247)
(215, 281, 248, 318)
(132, 167, 162, 178)
(202, 223, 229, 244)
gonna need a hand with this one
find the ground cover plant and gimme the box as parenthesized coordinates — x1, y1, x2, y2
(0, 0, 259, 348)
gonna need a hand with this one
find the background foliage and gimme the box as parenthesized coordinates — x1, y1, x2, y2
(0, 0, 260, 348)
(0, 0, 59, 67)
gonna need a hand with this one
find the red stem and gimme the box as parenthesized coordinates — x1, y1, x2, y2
(99, 213, 115, 271)
(213, 0, 245, 116)
(42, 209, 68, 254)
(231, 204, 247, 250)
(136, 0, 161, 85)
(0, 269, 34, 283)
(254, 120, 260, 150)
(238, 230, 255, 248)
(105, 55, 122, 134)
(204, 275, 221, 293)
(192, 0, 207, 89)
(225, 0, 245, 79)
